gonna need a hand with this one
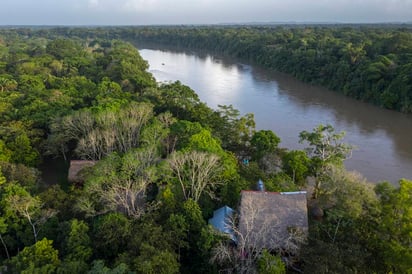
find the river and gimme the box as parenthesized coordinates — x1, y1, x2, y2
(139, 48, 412, 184)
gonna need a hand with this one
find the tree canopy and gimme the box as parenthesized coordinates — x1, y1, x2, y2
(0, 27, 410, 274)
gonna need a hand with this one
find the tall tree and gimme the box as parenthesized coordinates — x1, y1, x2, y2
(168, 151, 221, 202)
(375, 179, 412, 273)
(48, 102, 153, 160)
(251, 130, 280, 161)
(0, 168, 9, 259)
(77, 145, 159, 218)
(7, 238, 60, 273)
(299, 124, 353, 198)
(282, 150, 310, 186)
(4, 184, 55, 243)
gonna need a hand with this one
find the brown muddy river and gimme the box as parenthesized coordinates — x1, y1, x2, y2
(140, 48, 412, 184)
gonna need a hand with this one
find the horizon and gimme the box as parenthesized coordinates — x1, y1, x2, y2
(1, 0, 411, 26)
(1, 21, 412, 28)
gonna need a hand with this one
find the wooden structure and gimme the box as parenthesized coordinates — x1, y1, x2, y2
(67, 160, 96, 184)
(238, 190, 308, 251)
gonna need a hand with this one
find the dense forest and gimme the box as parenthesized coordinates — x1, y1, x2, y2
(0, 28, 411, 273)
(130, 26, 412, 113)
(3, 25, 412, 112)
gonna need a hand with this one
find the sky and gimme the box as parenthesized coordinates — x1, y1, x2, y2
(0, 0, 411, 25)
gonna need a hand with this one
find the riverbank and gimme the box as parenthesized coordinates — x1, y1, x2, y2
(140, 47, 412, 183)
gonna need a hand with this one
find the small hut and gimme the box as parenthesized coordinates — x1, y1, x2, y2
(238, 190, 308, 251)
(67, 160, 96, 184)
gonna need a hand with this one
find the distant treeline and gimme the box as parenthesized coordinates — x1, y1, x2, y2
(1, 28, 411, 274)
(129, 26, 412, 113)
(1, 26, 412, 112)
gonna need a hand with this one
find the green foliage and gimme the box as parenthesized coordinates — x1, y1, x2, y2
(62, 219, 92, 262)
(148, 81, 214, 126)
(219, 176, 249, 207)
(185, 128, 223, 154)
(251, 130, 280, 161)
(0, 28, 410, 274)
(0, 77, 17, 92)
(299, 124, 352, 167)
(165, 213, 189, 253)
(0, 194, 32, 253)
(18, 74, 45, 92)
(135, 243, 180, 274)
(375, 179, 412, 273)
(140, 115, 171, 152)
(55, 219, 92, 273)
(78, 145, 159, 218)
(0, 161, 39, 192)
(170, 120, 203, 150)
(57, 260, 90, 274)
(265, 173, 298, 192)
(214, 105, 256, 152)
(182, 199, 206, 233)
(301, 238, 374, 274)
(0, 167, 6, 186)
(128, 220, 175, 257)
(87, 260, 130, 274)
(0, 141, 12, 163)
(0, 216, 9, 260)
(2, 182, 56, 244)
(302, 167, 383, 273)
(130, 26, 412, 113)
(46, 38, 83, 60)
(39, 185, 73, 220)
(158, 185, 178, 215)
(92, 213, 131, 259)
(239, 161, 267, 186)
(8, 238, 60, 274)
(99, 40, 154, 92)
(319, 167, 378, 220)
(257, 250, 286, 274)
(281, 150, 310, 185)
(178, 125, 240, 184)
(299, 124, 353, 198)
(8, 134, 40, 167)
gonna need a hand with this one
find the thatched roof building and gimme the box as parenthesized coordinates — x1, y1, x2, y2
(67, 160, 96, 184)
(238, 190, 308, 252)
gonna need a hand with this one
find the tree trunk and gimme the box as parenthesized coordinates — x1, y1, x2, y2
(0, 234, 10, 259)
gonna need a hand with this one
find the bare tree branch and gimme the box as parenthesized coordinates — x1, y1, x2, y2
(168, 151, 221, 202)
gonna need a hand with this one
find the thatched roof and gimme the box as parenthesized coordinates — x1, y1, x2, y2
(238, 190, 308, 251)
(67, 160, 96, 183)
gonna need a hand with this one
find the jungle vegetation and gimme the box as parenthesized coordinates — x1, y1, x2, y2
(0, 28, 411, 273)
(4, 25, 411, 112)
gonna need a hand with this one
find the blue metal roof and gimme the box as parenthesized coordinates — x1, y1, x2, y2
(208, 206, 237, 242)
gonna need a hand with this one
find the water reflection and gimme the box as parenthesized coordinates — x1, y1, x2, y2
(139, 47, 412, 183)
(267, 69, 412, 161)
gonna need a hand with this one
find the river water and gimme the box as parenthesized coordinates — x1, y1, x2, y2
(139, 48, 412, 184)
